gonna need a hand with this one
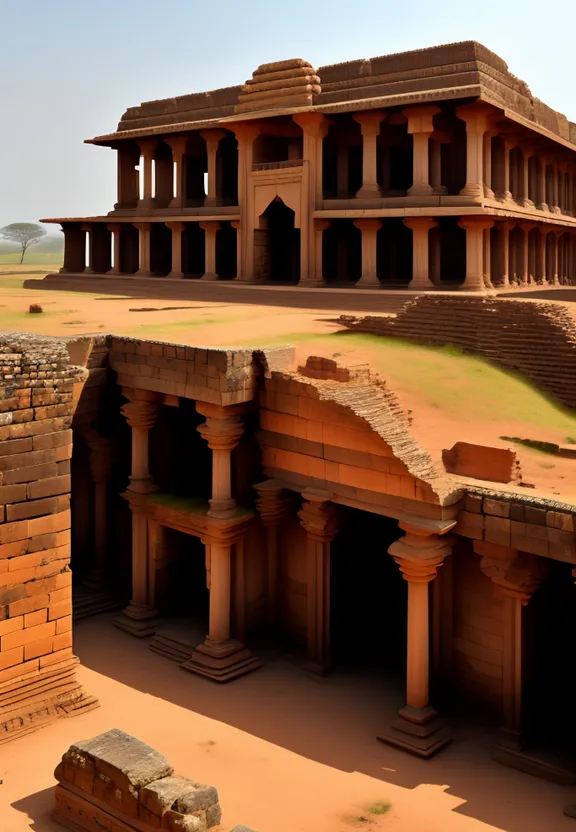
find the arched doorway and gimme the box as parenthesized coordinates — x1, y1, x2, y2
(256, 198, 300, 283)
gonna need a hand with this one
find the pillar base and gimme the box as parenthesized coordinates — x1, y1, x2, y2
(355, 276, 381, 288)
(355, 184, 384, 199)
(407, 184, 434, 197)
(137, 199, 155, 211)
(497, 191, 513, 202)
(377, 705, 452, 759)
(168, 271, 184, 279)
(537, 202, 549, 212)
(201, 272, 220, 281)
(114, 603, 161, 638)
(180, 638, 263, 683)
(298, 279, 326, 288)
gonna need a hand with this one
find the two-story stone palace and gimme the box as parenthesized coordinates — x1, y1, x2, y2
(42, 41, 576, 291)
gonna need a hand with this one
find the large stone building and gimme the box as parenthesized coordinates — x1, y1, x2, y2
(44, 41, 576, 291)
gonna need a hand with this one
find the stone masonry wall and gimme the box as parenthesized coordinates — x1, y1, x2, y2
(0, 334, 96, 742)
(339, 296, 576, 410)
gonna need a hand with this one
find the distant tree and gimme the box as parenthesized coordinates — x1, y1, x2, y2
(0, 223, 47, 263)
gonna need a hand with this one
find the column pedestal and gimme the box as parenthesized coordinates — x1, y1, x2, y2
(378, 525, 454, 758)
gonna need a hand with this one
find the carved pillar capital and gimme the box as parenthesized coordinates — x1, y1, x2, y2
(120, 398, 161, 430)
(254, 479, 293, 526)
(197, 414, 244, 452)
(478, 545, 548, 604)
(389, 526, 455, 582)
(298, 490, 339, 543)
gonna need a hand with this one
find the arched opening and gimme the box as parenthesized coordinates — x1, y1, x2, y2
(322, 220, 361, 284)
(256, 198, 300, 283)
(378, 114, 412, 195)
(330, 508, 406, 673)
(322, 115, 363, 198)
(218, 133, 239, 205)
(182, 223, 205, 278)
(437, 217, 466, 285)
(523, 560, 576, 772)
(215, 222, 237, 279)
(184, 134, 208, 206)
(377, 219, 413, 285)
(154, 143, 174, 208)
(119, 224, 139, 274)
(150, 223, 171, 277)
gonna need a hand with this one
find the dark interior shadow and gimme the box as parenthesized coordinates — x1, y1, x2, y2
(73, 614, 573, 832)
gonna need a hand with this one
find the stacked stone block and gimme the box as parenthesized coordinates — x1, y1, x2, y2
(0, 334, 96, 742)
(53, 729, 258, 832)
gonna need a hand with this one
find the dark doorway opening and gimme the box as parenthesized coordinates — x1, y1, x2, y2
(150, 223, 171, 276)
(119, 225, 139, 274)
(330, 508, 406, 674)
(323, 220, 361, 284)
(523, 560, 576, 772)
(261, 198, 300, 283)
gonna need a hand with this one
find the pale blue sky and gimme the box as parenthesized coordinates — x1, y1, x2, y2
(1, 0, 575, 230)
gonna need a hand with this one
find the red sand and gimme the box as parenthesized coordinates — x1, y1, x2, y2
(1, 615, 574, 832)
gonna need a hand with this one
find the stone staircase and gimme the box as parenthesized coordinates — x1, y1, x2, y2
(340, 296, 576, 410)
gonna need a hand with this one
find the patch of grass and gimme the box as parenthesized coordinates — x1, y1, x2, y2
(126, 315, 237, 336)
(367, 801, 391, 816)
(500, 436, 560, 455)
(567, 436, 576, 445)
(538, 462, 556, 469)
(0, 252, 62, 266)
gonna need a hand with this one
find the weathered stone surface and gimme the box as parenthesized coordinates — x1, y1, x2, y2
(141, 775, 200, 817)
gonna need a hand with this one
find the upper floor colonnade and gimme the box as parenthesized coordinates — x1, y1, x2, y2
(109, 103, 576, 217)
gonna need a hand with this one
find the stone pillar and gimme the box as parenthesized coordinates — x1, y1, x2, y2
(520, 223, 535, 284)
(477, 543, 548, 758)
(165, 222, 184, 278)
(231, 123, 259, 281)
(298, 491, 339, 675)
(551, 229, 563, 284)
(495, 222, 513, 287)
(403, 218, 438, 290)
(552, 163, 561, 214)
(536, 226, 548, 284)
(353, 111, 385, 198)
(196, 402, 245, 519)
(537, 156, 549, 211)
(498, 139, 513, 202)
(107, 223, 122, 274)
(115, 388, 161, 637)
(522, 150, 535, 208)
(403, 106, 440, 196)
(458, 217, 494, 291)
(378, 524, 454, 757)
(254, 480, 292, 630)
(483, 131, 496, 198)
(200, 129, 227, 207)
(312, 219, 330, 286)
(60, 225, 86, 273)
(353, 219, 382, 287)
(81, 224, 94, 273)
(200, 221, 221, 280)
(457, 104, 492, 200)
(231, 220, 242, 280)
(294, 112, 330, 284)
(134, 222, 152, 276)
(483, 227, 493, 289)
(165, 136, 187, 209)
(83, 430, 114, 591)
(138, 140, 157, 211)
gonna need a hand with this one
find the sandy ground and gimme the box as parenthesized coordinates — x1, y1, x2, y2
(1, 614, 575, 832)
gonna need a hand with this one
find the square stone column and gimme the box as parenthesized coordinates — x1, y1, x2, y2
(458, 216, 495, 291)
(353, 219, 382, 287)
(133, 222, 152, 276)
(520, 222, 535, 284)
(310, 219, 330, 286)
(137, 139, 157, 211)
(537, 156, 549, 211)
(552, 163, 561, 214)
(457, 104, 492, 201)
(294, 112, 330, 284)
(165, 136, 188, 209)
(107, 223, 123, 274)
(403, 106, 440, 196)
(536, 226, 548, 284)
(477, 542, 548, 760)
(495, 221, 514, 287)
(254, 480, 293, 631)
(200, 129, 227, 208)
(115, 388, 162, 637)
(497, 139, 514, 202)
(298, 491, 339, 675)
(522, 149, 535, 208)
(403, 217, 438, 290)
(552, 229, 562, 284)
(378, 523, 455, 758)
(200, 221, 221, 280)
(165, 222, 185, 278)
(114, 144, 140, 209)
(353, 111, 385, 198)
(60, 224, 86, 273)
(483, 131, 497, 198)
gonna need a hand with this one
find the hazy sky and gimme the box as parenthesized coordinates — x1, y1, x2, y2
(1, 0, 575, 231)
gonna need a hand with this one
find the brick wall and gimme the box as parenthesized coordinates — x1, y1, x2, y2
(0, 334, 96, 742)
